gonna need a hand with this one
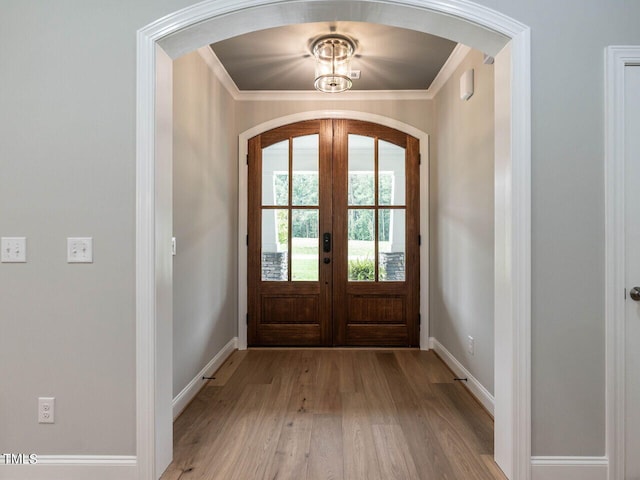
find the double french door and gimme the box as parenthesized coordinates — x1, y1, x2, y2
(248, 119, 420, 346)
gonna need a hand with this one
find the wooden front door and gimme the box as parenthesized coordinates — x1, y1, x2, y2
(248, 119, 420, 346)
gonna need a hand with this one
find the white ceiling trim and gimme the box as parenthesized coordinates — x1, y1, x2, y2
(197, 46, 241, 98)
(196, 43, 470, 102)
(426, 43, 472, 97)
(231, 89, 432, 101)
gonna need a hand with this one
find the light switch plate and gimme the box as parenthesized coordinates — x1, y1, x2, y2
(67, 237, 93, 263)
(1, 237, 27, 262)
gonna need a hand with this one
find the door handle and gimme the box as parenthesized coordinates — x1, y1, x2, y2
(631, 287, 640, 301)
(323, 233, 331, 253)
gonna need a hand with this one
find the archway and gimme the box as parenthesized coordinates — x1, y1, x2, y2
(136, 1, 531, 479)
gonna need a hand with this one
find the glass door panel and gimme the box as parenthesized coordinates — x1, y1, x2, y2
(378, 139, 406, 206)
(292, 209, 319, 281)
(348, 209, 375, 281)
(292, 134, 319, 206)
(379, 209, 405, 281)
(261, 209, 288, 281)
(348, 134, 375, 206)
(262, 139, 289, 206)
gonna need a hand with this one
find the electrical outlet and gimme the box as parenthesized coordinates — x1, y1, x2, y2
(38, 397, 55, 424)
(467, 336, 475, 355)
(1, 237, 27, 263)
(67, 237, 92, 263)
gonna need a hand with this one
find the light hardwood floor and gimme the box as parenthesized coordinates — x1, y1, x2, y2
(161, 349, 507, 480)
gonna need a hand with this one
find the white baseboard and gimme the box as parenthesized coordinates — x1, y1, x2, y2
(531, 456, 608, 480)
(172, 336, 238, 419)
(429, 337, 495, 416)
(0, 456, 136, 480)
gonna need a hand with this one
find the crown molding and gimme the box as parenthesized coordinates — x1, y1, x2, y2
(196, 46, 241, 98)
(232, 89, 433, 101)
(426, 43, 472, 97)
(197, 43, 471, 102)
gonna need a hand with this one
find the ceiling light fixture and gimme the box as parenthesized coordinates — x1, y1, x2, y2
(312, 35, 355, 93)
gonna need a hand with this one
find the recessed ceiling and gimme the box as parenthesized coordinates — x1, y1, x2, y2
(210, 22, 457, 91)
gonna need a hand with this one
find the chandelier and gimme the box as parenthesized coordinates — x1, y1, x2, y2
(312, 35, 355, 93)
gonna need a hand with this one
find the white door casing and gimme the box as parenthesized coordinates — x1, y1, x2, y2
(136, 1, 531, 479)
(624, 64, 640, 480)
(605, 46, 640, 480)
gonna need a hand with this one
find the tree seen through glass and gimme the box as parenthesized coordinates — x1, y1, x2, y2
(270, 170, 398, 281)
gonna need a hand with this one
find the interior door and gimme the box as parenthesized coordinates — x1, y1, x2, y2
(248, 119, 419, 347)
(625, 65, 640, 479)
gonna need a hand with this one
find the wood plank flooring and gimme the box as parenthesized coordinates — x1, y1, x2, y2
(161, 349, 507, 480)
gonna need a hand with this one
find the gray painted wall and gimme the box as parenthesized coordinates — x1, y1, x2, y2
(0, 0, 191, 455)
(172, 52, 237, 399)
(480, 0, 640, 455)
(430, 49, 495, 394)
(2, 0, 640, 460)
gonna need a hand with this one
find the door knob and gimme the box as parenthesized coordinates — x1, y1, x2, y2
(323, 257, 331, 264)
(631, 287, 640, 301)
